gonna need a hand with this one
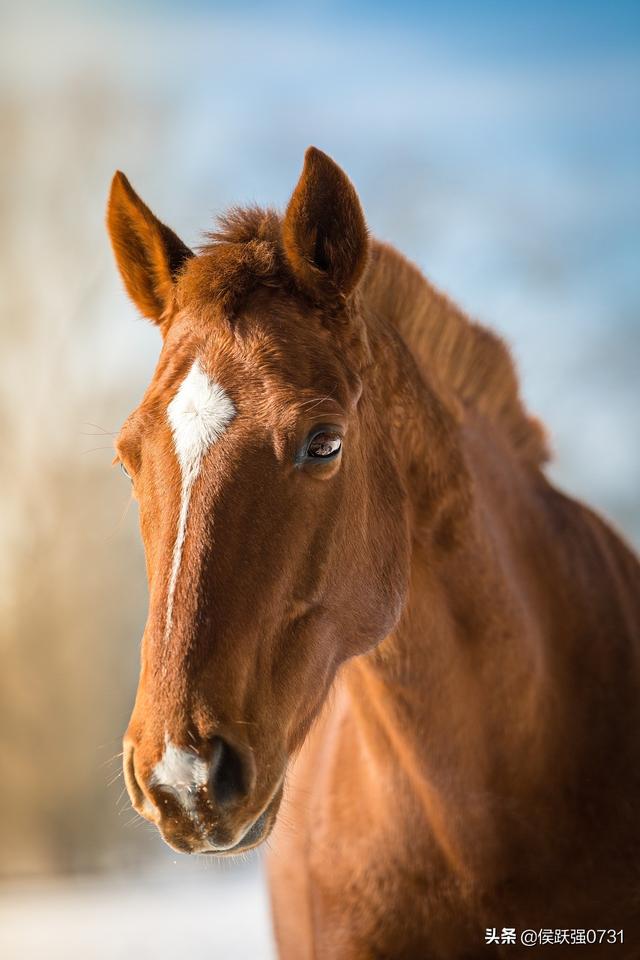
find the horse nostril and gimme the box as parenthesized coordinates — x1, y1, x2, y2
(209, 737, 250, 807)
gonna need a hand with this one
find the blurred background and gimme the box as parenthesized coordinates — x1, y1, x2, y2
(1, 0, 638, 957)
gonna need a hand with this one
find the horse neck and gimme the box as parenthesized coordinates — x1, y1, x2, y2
(350, 399, 548, 761)
(341, 263, 563, 872)
(328, 253, 640, 888)
(355, 238, 555, 692)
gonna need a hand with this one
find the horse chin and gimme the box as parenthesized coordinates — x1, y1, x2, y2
(158, 783, 284, 857)
(204, 807, 276, 857)
(200, 788, 283, 858)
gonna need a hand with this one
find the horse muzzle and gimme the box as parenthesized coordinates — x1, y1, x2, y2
(123, 734, 284, 855)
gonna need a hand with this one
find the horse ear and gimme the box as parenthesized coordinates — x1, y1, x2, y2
(282, 147, 368, 299)
(107, 172, 193, 326)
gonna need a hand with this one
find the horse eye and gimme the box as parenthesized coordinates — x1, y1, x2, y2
(306, 431, 342, 459)
(120, 461, 132, 481)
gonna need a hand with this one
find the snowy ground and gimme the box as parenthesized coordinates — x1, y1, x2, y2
(0, 860, 276, 960)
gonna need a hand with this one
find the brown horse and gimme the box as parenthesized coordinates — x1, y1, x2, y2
(108, 148, 640, 958)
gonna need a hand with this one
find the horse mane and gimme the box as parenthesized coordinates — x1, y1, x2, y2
(195, 207, 549, 468)
(361, 242, 550, 467)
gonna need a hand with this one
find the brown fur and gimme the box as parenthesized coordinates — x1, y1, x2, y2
(108, 148, 640, 958)
(108, 171, 193, 325)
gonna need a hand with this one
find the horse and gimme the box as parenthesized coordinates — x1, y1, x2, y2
(107, 148, 640, 958)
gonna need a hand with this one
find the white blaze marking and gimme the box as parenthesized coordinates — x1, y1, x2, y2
(150, 735, 209, 813)
(165, 359, 235, 642)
